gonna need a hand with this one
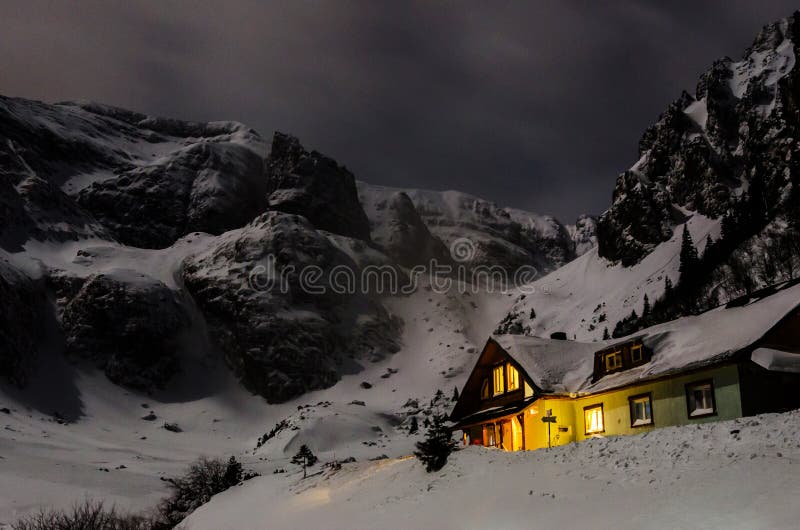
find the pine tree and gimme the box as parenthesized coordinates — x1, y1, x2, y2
(529, 308, 536, 320)
(291, 444, 318, 479)
(602, 327, 610, 340)
(408, 415, 419, 434)
(679, 225, 700, 286)
(414, 390, 457, 472)
(223, 456, 243, 488)
(642, 294, 651, 318)
(452, 386, 459, 402)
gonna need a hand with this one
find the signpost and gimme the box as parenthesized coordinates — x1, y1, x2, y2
(541, 409, 556, 449)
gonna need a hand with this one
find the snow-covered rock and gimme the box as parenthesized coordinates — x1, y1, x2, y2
(266, 132, 371, 241)
(59, 269, 190, 390)
(598, 12, 800, 266)
(0, 96, 268, 250)
(360, 183, 580, 275)
(0, 255, 45, 386)
(358, 188, 450, 267)
(182, 212, 401, 403)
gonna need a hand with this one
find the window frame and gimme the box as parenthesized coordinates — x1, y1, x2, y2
(506, 363, 520, 391)
(480, 378, 490, 400)
(631, 344, 643, 363)
(604, 350, 623, 372)
(583, 403, 605, 435)
(628, 392, 654, 428)
(492, 364, 505, 396)
(684, 379, 717, 419)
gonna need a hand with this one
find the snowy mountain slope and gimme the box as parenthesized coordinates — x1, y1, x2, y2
(599, 12, 800, 267)
(359, 183, 595, 275)
(500, 213, 720, 341)
(183, 409, 800, 530)
(0, 271, 511, 524)
(0, 96, 268, 250)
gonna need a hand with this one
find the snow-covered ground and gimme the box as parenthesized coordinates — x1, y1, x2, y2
(0, 259, 512, 526)
(183, 409, 800, 530)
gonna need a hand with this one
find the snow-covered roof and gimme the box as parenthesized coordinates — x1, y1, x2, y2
(492, 281, 800, 395)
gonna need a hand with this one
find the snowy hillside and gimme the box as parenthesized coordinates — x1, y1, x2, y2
(359, 183, 595, 275)
(182, 409, 800, 530)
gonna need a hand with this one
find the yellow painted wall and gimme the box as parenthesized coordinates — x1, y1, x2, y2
(520, 364, 742, 450)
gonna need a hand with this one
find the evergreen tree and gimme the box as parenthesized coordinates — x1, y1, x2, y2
(529, 308, 536, 320)
(664, 276, 674, 297)
(679, 225, 700, 285)
(223, 456, 243, 488)
(602, 327, 610, 340)
(642, 294, 651, 318)
(408, 415, 419, 435)
(452, 386, 459, 402)
(414, 390, 457, 472)
(291, 445, 318, 479)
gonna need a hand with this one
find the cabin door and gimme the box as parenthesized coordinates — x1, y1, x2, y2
(500, 420, 513, 451)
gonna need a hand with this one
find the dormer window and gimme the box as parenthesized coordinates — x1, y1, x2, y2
(604, 351, 623, 371)
(480, 379, 490, 400)
(631, 344, 643, 363)
(493, 365, 505, 395)
(507, 364, 520, 391)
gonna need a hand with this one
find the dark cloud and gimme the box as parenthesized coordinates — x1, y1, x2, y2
(1, 1, 797, 221)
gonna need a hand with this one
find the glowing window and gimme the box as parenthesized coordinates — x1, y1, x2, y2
(605, 351, 623, 371)
(480, 379, 490, 400)
(629, 393, 653, 427)
(631, 344, 643, 363)
(686, 381, 716, 418)
(493, 365, 505, 395)
(507, 364, 520, 391)
(584, 404, 604, 434)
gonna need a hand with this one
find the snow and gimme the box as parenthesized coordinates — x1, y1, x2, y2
(684, 98, 709, 130)
(504, 213, 721, 342)
(182, 409, 800, 530)
(751, 348, 800, 374)
(493, 279, 800, 395)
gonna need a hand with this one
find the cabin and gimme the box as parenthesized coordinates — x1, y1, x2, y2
(451, 281, 800, 451)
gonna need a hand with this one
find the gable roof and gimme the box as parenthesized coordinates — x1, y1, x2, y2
(492, 280, 800, 396)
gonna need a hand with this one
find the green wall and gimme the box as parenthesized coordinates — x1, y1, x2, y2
(520, 364, 742, 450)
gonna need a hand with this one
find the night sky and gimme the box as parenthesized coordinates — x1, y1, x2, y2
(1, 1, 797, 221)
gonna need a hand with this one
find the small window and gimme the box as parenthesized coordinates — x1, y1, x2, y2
(506, 364, 520, 391)
(480, 378, 490, 400)
(584, 404, 604, 434)
(629, 393, 653, 427)
(631, 344, 643, 363)
(686, 380, 716, 418)
(604, 351, 623, 371)
(492, 365, 505, 395)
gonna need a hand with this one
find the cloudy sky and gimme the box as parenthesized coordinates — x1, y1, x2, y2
(1, 1, 797, 221)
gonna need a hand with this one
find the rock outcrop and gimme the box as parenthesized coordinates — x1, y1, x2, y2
(265, 133, 371, 241)
(183, 212, 401, 403)
(59, 270, 190, 390)
(598, 12, 800, 266)
(0, 256, 44, 386)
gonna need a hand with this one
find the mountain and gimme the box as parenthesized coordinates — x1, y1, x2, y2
(359, 183, 594, 276)
(0, 94, 581, 407)
(499, 11, 800, 341)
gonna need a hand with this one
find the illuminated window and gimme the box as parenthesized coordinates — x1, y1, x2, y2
(507, 364, 520, 391)
(584, 404, 604, 434)
(629, 393, 653, 427)
(493, 365, 505, 395)
(631, 344, 643, 363)
(605, 351, 623, 371)
(483, 423, 497, 447)
(686, 380, 716, 418)
(480, 379, 490, 400)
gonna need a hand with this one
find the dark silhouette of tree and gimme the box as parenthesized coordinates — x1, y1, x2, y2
(291, 445, 318, 479)
(414, 390, 457, 472)
(452, 386, 459, 402)
(679, 225, 700, 286)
